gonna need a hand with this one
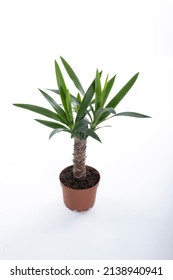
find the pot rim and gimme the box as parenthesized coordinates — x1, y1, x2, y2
(59, 165, 100, 191)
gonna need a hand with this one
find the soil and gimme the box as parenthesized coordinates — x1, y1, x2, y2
(59, 165, 100, 190)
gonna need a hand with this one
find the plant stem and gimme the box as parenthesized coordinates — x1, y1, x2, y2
(73, 137, 86, 179)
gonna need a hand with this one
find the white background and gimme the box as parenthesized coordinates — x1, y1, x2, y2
(0, 0, 173, 260)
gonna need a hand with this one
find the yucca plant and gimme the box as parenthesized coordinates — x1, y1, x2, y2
(14, 57, 150, 183)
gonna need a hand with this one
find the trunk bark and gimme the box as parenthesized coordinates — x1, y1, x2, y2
(73, 137, 87, 179)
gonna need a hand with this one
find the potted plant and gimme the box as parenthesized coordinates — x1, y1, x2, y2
(13, 57, 150, 211)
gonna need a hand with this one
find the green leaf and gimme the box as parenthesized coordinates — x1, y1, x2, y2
(38, 89, 68, 124)
(85, 70, 103, 119)
(73, 119, 89, 131)
(94, 107, 116, 125)
(77, 127, 102, 142)
(95, 125, 112, 130)
(54, 60, 69, 118)
(102, 75, 116, 106)
(54, 61, 74, 125)
(95, 69, 102, 111)
(35, 119, 69, 129)
(106, 72, 139, 109)
(65, 89, 73, 124)
(13, 104, 63, 122)
(76, 79, 95, 121)
(98, 72, 139, 122)
(67, 93, 81, 107)
(103, 74, 109, 89)
(47, 88, 80, 107)
(49, 128, 70, 139)
(115, 112, 151, 118)
(77, 92, 82, 102)
(60, 56, 85, 95)
(72, 92, 81, 113)
(46, 89, 60, 94)
(54, 60, 67, 93)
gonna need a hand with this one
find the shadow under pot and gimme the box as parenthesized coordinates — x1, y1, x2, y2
(59, 165, 100, 212)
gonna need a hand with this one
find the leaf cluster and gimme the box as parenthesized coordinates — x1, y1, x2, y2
(14, 57, 150, 142)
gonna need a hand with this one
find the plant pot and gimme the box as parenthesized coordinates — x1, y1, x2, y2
(59, 165, 100, 211)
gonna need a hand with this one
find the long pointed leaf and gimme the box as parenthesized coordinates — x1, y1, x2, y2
(49, 128, 70, 139)
(95, 125, 112, 130)
(38, 89, 68, 124)
(98, 72, 139, 123)
(13, 104, 63, 122)
(94, 107, 116, 125)
(35, 119, 69, 129)
(102, 75, 116, 106)
(65, 89, 74, 125)
(54, 60, 69, 119)
(46, 89, 60, 94)
(73, 92, 82, 112)
(106, 72, 139, 109)
(54, 60, 67, 93)
(75, 71, 103, 121)
(115, 112, 151, 118)
(95, 69, 102, 111)
(47, 88, 80, 107)
(60, 56, 85, 95)
(77, 92, 82, 102)
(76, 80, 95, 121)
(77, 127, 102, 142)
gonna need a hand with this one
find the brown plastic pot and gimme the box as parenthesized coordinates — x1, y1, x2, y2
(59, 166, 100, 212)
